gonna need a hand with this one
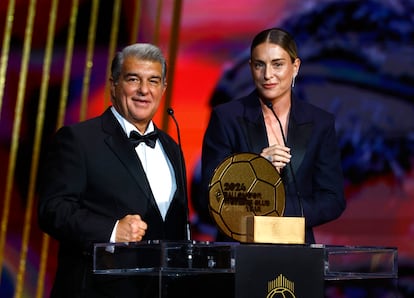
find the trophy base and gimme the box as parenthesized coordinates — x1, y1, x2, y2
(246, 216, 305, 244)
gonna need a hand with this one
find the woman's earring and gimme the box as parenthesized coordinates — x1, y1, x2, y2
(292, 76, 296, 88)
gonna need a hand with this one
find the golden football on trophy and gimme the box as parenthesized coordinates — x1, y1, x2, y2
(208, 153, 285, 242)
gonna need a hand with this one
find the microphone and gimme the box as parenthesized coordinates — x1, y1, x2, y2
(263, 100, 304, 218)
(167, 108, 192, 241)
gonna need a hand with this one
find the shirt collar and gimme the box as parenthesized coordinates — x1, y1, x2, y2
(110, 106, 155, 136)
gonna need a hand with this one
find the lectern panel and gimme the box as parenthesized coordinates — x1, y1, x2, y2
(235, 244, 325, 298)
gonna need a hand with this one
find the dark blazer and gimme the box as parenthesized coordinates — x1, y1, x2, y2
(200, 90, 346, 243)
(38, 108, 188, 297)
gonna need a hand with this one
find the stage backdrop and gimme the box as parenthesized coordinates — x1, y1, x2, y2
(0, 0, 412, 297)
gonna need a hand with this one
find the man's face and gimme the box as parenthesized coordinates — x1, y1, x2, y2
(110, 56, 167, 132)
(249, 42, 299, 102)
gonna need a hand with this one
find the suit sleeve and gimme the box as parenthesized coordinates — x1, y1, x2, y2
(197, 108, 236, 224)
(302, 117, 346, 228)
(38, 126, 116, 251)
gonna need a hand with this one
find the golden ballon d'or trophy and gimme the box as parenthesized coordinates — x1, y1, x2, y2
(209, 153, 304, 244)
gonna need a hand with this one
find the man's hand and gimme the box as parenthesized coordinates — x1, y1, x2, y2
(115, 214, 148, 242)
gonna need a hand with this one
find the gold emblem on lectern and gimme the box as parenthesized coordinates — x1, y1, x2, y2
(208, 153, 285, 242)
(266, 274, 296, 298)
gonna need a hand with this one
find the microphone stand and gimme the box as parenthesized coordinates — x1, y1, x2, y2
(167, 108, 193, 268)
(263, 100, 304, 217)
(167, 108, 192, 241)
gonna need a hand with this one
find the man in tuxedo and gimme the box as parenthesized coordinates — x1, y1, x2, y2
(38, 43, 188, 297)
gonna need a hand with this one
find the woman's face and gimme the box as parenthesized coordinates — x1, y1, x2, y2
(110, 56, 167, 133)
(249, 42, 300, 102)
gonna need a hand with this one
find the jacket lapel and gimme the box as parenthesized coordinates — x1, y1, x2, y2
(242, 91, 269, 153)
(101, 108, 153, 199)
(287, 98, 313, 181)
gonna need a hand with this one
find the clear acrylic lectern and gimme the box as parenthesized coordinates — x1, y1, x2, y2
(93, 241, 397, 297)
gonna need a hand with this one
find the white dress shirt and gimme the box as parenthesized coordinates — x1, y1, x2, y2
(109, 107, 176, 242)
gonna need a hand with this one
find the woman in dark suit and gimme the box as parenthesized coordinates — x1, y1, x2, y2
(38, 43, 188, 297)
(200, 28, 346, 244)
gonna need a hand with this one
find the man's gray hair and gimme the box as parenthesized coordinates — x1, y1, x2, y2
(111, 43, 167, 83)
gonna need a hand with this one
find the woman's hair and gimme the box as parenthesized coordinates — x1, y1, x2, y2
(111, 43, 167, 83)
(250, 28, 298, 62)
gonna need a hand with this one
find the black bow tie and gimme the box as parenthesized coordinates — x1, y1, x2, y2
(129, 130, 158, 148)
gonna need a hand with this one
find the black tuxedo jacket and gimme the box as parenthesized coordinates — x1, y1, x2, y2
(38, 108, 188, 297)
(200, 90, 346, 243)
